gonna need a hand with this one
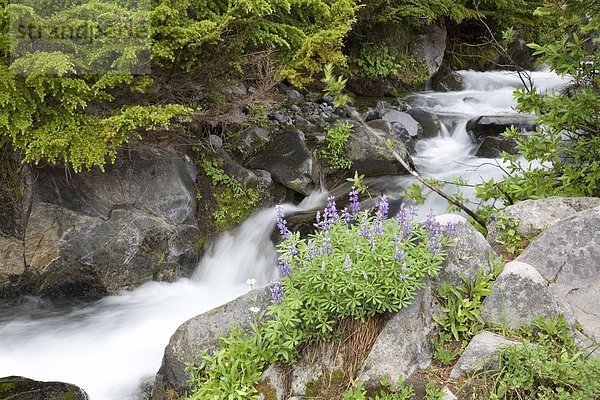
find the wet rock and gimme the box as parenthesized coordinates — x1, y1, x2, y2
(410, 24, 447, 81)
(0, 147, 200, 303)
(475, 136, 517, 158)
(486, 197, 600, 247)
(481, 261, 570, 329)
(405, 108, 441, 139)
(357, 285, 435, 389)
(346, 123, 411, 177)
(431, 68, 464, 92)
(247, 129, 317, 195)
(152, 287, 273, 399)
(466, 115, 536, 141)
(449, 331, 520, 379)
(0, 376, 89, 400)
(381, 110, 422, 138)
(366, 119, 393, 135)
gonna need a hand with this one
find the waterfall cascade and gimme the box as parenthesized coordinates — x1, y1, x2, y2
(0, 70, 569, 399)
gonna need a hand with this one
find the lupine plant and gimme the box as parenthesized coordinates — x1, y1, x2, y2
(186, 190, 457, 400)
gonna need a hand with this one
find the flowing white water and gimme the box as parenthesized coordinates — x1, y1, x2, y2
(0, 70, 569, 399)
(0, 191, 326, 400)
(400, 69, 569, 218)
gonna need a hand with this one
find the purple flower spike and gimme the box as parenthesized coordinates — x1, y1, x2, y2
(397, 203, 417, 239)
(446, 221, 458, 238)
(341, 207, 351, 224)
(378, 195, 389, 220)
(278, 259, 292, 277)
(344, 254, 352, 271)
(270, 281, 284, 304)
(349, 187, 360, 215)
(425, 211, 442, 254)
(276, 205, 291, 239)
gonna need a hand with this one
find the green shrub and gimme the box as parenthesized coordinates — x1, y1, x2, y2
(476, 0, 600, 205)
(483, 315, 600, 399)
(185, 193, 457, 399)
(201, 159, 262, 231)
(321, 122, 353, 171)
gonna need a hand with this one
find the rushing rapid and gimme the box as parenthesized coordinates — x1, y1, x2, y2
(0, 70, 569, 399)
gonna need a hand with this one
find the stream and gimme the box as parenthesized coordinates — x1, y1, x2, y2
(0, 70, 568, 399)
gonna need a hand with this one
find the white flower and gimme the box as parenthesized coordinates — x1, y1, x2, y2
(246, 278, 256, 286)
(249, 307, 260, 313)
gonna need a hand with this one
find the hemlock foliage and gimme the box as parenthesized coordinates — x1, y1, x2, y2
(0, 0, 552, 171)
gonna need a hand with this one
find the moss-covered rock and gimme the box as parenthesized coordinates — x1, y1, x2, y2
(0, 376, 88, 400)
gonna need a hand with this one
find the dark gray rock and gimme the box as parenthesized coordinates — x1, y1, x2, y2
(466, 115, 536, 141)
(475, 136, 517, 158)
(247, 129, 317, 195)
(481, 261, 570, 329)
(431, 68, 464, 92)
(239, 126, 270, 154)
(487, 197, 600, 247)
(366, 119, 393, 135)
(410, 24, 447, 81)
(152, 287, 273, 399)
(449, 331, 520, 379)
(0, 147, 200, 303)
(287, 89, 305, 104)
(346, 123, 411, 177)
(357, 284, 435, 389)
(406, 108, 441, 139)
(382, 110, 422, 138)
(0, 376, 89, 400)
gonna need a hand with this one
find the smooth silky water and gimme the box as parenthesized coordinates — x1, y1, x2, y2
(0, 70, 568, 399)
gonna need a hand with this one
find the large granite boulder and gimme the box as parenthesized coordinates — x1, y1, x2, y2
(486, 197, 600, 247)
(357, 284, 435, 389)
(410, 24, 447, 82)
(0, 146, 200, 303)
(0, 376, 88, 400)
(433, 214, 497, 291)
(516, 206, 600, 342)
(248, 129, 317, 195)
(152, 287, 273, 399)
(480, 261, 571, 329)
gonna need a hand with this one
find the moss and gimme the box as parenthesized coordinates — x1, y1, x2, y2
(151, 252, 165, 280)
(305, 368, 347, 398)
(57, 394, 81, 400)
(256, 377, 278, 400)
(0, 381, 16, 394)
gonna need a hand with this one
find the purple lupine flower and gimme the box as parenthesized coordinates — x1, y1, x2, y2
(359, 212, 373, 242)
(307, 239, 318, 259)
(316, 197, 339, 232)
(425, 211, 442, 254)
(344, 254, 352, 271)
(275, 205, 291, 239)
(396, 202, 417, 239)
(398, 263, 408, 281)
(270, 280, 284, 304)
(394, 246, 405, 262)
(340, 207, 351, 224)
(378, 195, 389, 220)
(445, 221, 458, 238)
(278, 259, 292, 277)
(349, 186, 360, 215)
(321, 235, 333, 255)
